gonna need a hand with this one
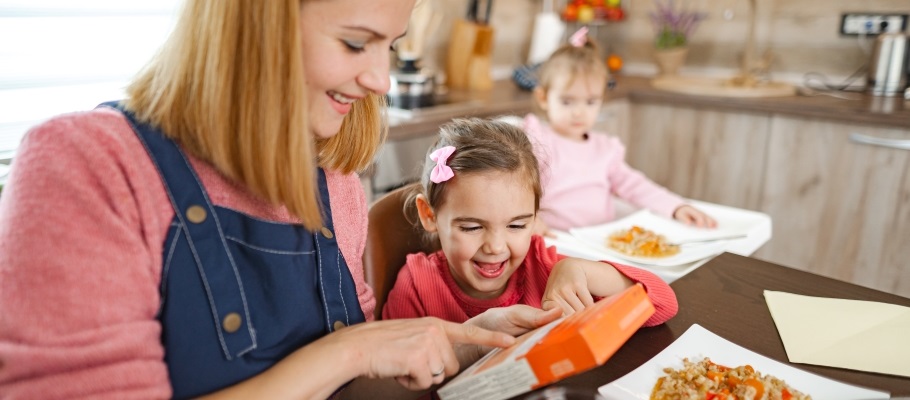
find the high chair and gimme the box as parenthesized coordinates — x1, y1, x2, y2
(363, 185, 440, 320)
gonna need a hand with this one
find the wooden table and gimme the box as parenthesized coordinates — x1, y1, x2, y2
(518, 253, 910, 398)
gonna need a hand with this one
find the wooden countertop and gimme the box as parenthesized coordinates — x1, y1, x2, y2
(387, 80, 536, 141)
(388, 75, 910, 141)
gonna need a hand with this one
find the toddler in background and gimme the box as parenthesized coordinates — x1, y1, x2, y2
(525, 28, 715, 234)
(381, 118, 677, 326)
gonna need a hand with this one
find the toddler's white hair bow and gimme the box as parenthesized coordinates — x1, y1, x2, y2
(570, 27, 589, 47)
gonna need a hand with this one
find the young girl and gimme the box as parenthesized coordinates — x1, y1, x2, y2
(525, 28, 715, 234)
(381, 118, 677, 326)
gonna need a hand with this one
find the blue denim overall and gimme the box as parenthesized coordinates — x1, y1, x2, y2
(102, 102, 366, 399)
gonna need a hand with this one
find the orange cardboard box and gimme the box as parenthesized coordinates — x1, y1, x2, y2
(437, 284, 655, 400)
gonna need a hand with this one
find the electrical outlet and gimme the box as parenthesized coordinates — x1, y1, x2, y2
(840, 13, 909, 36)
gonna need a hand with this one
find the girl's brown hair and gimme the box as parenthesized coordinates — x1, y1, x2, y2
(405, 118, 542, 229)
(533, 38, 608, 116)
(124, 0, 386, 230)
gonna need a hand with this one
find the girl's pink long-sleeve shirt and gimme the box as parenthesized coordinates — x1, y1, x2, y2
(383, 236, 678, 327)
(0, 108, 375, 399)
(524, 114, 685, 231)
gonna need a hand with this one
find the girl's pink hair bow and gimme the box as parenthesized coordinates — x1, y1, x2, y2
(569, 27, 589, 47)
(429, 146, 456, 183)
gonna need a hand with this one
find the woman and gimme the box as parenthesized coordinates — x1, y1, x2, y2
(0, 1, 559, 398)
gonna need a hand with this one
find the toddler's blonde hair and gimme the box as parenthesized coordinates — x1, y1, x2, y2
(533, 38, 609, 117)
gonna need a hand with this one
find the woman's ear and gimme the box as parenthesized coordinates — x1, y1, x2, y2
(533, 87, 548, 111)
(415, 194, 438, 233)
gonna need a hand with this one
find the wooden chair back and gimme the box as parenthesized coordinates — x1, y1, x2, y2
(363, 185, 440, 320)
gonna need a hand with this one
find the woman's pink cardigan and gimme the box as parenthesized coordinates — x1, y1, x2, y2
(0, 108, 375, 398)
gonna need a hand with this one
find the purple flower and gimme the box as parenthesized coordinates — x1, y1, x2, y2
(650, 0, 707, 49)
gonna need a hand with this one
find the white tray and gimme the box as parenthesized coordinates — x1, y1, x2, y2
(544, 200, 772, 283)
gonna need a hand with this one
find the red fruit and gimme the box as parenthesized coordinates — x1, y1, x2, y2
(605, 7, 624, 21)
(562, 4, 579, 21)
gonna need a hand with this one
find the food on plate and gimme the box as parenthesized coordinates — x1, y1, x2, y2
(651, 357, 811, 400)
(606, 225, 680, 258)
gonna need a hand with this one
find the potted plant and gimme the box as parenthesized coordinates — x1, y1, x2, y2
(650, 0, 706, 75)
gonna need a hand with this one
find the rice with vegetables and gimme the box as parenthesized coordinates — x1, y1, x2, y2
(651, 357, 811, 400)
(607, 226, 680, 258)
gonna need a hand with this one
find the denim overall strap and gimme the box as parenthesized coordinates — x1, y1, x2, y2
(314, 169, 366, 331)
(100, 101, 255, 359)
(101, 101, 367, 398)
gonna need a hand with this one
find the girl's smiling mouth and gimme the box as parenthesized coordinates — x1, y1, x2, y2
(473, 260, 507, 278)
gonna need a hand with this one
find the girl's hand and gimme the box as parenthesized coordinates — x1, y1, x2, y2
(673, 205, 717, 228)
(330, 317, 514, 390)
(541, 259, 595, 316)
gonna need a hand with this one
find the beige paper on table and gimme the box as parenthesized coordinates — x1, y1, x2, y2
(764, 290, 910, 378)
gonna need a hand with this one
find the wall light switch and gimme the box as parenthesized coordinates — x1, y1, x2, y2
(840, 13, 909, 36)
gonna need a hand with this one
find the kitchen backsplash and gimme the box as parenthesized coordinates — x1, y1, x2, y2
(420, 0, 906, 82)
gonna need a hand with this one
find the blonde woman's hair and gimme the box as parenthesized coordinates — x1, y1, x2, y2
(533, 38, 608, 116)
(125, 0, 386, 230)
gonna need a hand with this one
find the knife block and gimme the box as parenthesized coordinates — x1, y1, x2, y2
(446, 19, 480, 90)
(467, 26, 494, 91)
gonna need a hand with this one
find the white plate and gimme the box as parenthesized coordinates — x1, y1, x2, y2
(598, 324, 890, 400)
(569, 211, 732, 267)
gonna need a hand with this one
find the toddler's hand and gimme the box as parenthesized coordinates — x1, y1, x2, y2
(541, 259, 594, 316)
(673, 205, 717, 228)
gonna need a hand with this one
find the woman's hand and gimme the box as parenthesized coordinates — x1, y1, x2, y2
(466, 304, 562, 336)
(328, 317, 515, 391)
(673, 205, 717, 228)
(337, 308, 562, 400)
(541, 259, 594, 316)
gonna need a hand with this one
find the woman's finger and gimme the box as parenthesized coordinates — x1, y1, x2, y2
(431, 327, 458, 382)
(541, 299, 559, 312)
(440, 319, 515, 349)
(551, 297, 573, 316)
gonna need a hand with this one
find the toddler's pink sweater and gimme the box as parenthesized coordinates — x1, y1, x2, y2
(0, 108, 375, 399)
(524, 114, 685, 231)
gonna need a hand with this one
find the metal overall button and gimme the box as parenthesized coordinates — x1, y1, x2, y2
(186, 205, 207, 224)
(319, 226, 334, 239)
(222, 313, 243, 333)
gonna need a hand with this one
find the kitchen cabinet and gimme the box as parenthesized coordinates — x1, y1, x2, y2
(624, 102, 770, 211)
(757, 116, 910, 296)
(624, 101, 910, 297)
(594, 98, 630, 142)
